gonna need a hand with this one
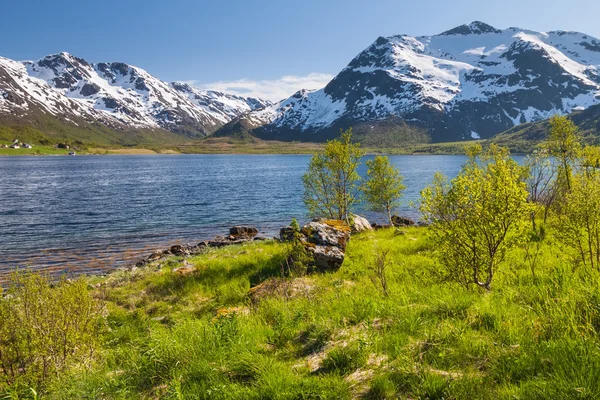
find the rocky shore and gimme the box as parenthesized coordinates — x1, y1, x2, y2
(133, 214, 421, 274)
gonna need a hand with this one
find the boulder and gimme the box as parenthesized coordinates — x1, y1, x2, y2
(147, 251, 164, 261)
(299, 219, 351, 272)
(300, 219, 351, 250)
(230, 226, 259, 237)
(391, 215, 415, 227)
(311, 245, 345, 272)
(170, 244, 190, 256)
(350, 214, 372, 233)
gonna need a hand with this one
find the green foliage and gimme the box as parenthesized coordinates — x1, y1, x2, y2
(545, 115, 582, 192)
(556, 161, 600, 269)
(320, 341, 368, 375)
(290, 218, 300, 232)
(0, 272, 103, 393)
(302, 128, 364, 223)
(6, 225, 599, 398)
(421, 144, 532, 290)
(352, 118, 431, 148)
(283, 233, 314, 277)
(364, 155, 406, 224)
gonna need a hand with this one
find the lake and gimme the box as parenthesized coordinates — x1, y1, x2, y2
(0, 154, 487, 275)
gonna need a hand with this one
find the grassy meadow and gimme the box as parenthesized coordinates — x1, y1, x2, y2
(3, 224, 596, 399)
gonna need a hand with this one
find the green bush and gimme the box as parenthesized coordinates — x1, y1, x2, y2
(0, 271, 103, 393)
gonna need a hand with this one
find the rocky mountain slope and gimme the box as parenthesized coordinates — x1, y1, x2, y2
(224, 21, 600, 142)
(0, 52, 270, 140)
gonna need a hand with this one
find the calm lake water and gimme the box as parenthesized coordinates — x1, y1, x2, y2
(0, 154, 505, 275)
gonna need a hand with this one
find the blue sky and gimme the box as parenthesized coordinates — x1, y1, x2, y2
(2, 0, 599, 101)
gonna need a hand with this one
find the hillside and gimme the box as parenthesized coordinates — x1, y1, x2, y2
(492, 103, 600, 152)
(4, 226, 599, 398)
(0, 52, 270, 146)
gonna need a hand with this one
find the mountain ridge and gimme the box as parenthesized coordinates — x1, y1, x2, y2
(220, 21, 600, 142)
(0, 52, 271, 143)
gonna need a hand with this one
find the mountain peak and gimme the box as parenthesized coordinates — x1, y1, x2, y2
(440, 21, 502, 36)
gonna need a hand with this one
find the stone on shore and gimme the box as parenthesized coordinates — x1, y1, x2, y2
(391, 215, 415, 227)
(299, 219, 351, 272)
(350, 214, 373, 233)
(230, 226, 259, 237)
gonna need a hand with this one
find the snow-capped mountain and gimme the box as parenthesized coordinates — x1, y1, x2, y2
(229, 21, 600, 142)
(0, 52, 270, 137)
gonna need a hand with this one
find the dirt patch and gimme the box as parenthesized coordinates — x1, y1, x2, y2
(107, 148, 158, 154)
(248, 277, 316, 303)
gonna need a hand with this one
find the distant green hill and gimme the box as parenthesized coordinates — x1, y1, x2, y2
(491, 104, 600, 152)
(0, 113, 188, 149)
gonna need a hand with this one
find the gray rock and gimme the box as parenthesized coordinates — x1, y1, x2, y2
(301, 219, 351, 250)
(309, 245, 346, 272)
(299, 219, 351, 272)
(350, 214, 373, 233)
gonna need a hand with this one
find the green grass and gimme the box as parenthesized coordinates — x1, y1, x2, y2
(8, 224, 593, 399)
(0, 142, 70, 155)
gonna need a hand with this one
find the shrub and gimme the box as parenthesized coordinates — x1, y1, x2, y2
(420, 144, 532, 290)
(557, 163, 600, 269)
(0, 271, 103, 392)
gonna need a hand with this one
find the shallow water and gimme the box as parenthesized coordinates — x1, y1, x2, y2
(0, 154, 495, 275)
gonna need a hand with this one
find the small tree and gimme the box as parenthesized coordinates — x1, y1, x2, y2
(523, 149, 557, 230)
(420, 144, 532, 290)
(303, 128, 364, 223)
(545, 115, 581, 192)
(368, 249, 391, 297)
(364, 155, 406, 225)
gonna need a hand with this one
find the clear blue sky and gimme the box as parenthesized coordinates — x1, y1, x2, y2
(2, 0, 599, 100)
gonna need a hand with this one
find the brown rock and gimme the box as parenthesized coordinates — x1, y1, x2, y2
(230, 226, 259, 237)
(391, 215, 415, 227)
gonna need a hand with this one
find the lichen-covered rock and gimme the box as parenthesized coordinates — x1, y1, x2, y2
(350, 214, 373, 233)
(300, 219, 351, 250)
(299, 219, 351, 272)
